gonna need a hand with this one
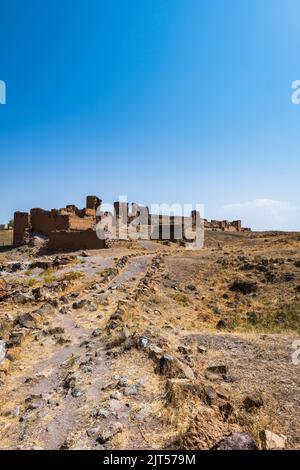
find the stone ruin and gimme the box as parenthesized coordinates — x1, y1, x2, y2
(13, 196, 104, 250)
(13, 196, 250, 250)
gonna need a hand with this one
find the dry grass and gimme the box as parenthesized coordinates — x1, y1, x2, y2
(172, 292, 190, 306)
(0, 230, 13, 247)
(61, 270, 85, 282)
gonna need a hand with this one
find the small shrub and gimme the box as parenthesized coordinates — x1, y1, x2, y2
(43, 269, 57, 283)
(173, 292, 190, 306)
(62, 271, 85, 281)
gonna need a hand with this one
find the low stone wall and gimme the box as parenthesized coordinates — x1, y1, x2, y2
(48, 229, 106, 250)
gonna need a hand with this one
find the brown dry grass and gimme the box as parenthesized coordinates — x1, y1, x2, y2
(0, 230, 13, 247)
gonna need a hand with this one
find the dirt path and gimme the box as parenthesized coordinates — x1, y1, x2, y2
(0, 253, 158, 449)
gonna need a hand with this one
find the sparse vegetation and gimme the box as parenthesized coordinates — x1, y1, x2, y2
(43, 268, 57, 284)
(172, 292, 190, 306)
(61, 270, 85, 281)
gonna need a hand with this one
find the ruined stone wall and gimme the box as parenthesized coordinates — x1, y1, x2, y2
(86, 196, 101, 210)
(81, 208, 97, 218)
(48, 229, 106, 250)
(13, 212, 31, 246)
(30, 209, 94, 234)
(204, 219, 243, 232)
(30, 209, 71, 235)
(232, 220, 241, 231)
(151, 224, 184, 242)
(68, 215, 93, 231)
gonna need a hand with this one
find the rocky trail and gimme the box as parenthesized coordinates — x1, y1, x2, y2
(0, 251, 165, 449)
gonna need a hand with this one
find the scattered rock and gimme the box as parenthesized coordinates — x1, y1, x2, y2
(147, 344, 163, 361)
(212, 432, 258, 450)
(72, 299, 88, 309)
(36, 303, 54, 316)
(124, 385, 139, 396)
(186, 284, 197, 291)
(63, 374, 77, 391)
(14, 293, 32, 304)
(197, 345, 207, 354)
(48, 326, 65, 335)
(215, 386, 230, 401)
(202, 385, 218, 406)
(92, 408, 110, 419)
(87, 303, 97, 312)
(7, 331, 24, 348)
(207, 365, 228, 376)
(110, 391, 122, 400)
(0, 341, 6, 365)
(259, 430, 287, 450)
(15, 313, 36, 331)
(283, 273, 295, 282)
(157, 354, 195, 380)
(95, 422, 123, 444)
(92, 328, 102, 337)
(137, 336, 150, 349)
(178, 345, 192, 355)
(25, 394, 46, 411)
(243, 394, 264, 412)
(118, 377, 129, 387)
(230, 280, 258, 295)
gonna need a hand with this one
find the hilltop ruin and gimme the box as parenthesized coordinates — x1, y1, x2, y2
(13, 196, 250, 250)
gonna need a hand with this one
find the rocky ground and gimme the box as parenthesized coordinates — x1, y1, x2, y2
(0, 231, 299, 450)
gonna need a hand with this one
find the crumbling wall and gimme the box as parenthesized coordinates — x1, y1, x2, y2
(68, 215, 93, 231)
(13, 196, 249, 250)
(48, 229, 106, 250)
(232, 220, 241, 231)
(151, 224, 184, 242)
(204, 219, 244, 232)
(13, 212, 31, 246)
(30, 209, 93, 234)
(30, 209, 71, 234)
(86, 195, 101, 210)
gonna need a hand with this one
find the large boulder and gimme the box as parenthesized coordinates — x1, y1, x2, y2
(212, 432, 258, 450)
(157, 354, 195, 380)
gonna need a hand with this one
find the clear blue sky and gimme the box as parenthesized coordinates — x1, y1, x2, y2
(0, 0, 299, 230)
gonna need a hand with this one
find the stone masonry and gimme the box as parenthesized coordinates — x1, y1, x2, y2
(13, 195, 250, 250)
